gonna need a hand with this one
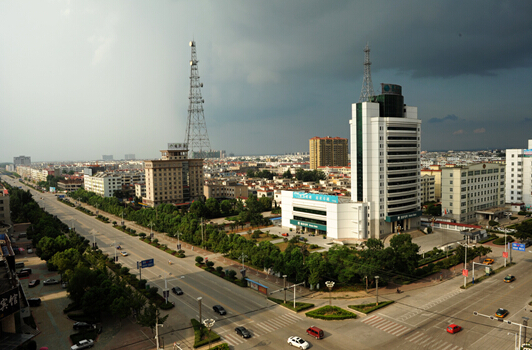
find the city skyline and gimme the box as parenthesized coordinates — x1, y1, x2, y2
(1, 1, 531, 163)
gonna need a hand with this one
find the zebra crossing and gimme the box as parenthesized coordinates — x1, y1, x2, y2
(396, 289, 463, 322)
(361, 315, 410, 336)
(219, 313, 303, 347)
(362, 315, 463, 350)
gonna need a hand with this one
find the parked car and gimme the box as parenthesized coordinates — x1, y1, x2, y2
(17, 270, 30, 278)
(495, 308, 509, 318)
(19, 268, 32, 274)
(27, 248, 33, 254)
(73, 322, 96, 330)
(28, 279, 40, 288)
(171, 287, 183, 295)
(235, 326, 251, 338)
(446, 324, 462, 334)
(483, 258, 494, 265)
(287, 336, 309, 349)
(71, 339, 94, 350)
(281, 233, 289, 237)
(504, 275, 516, 283)
(43, 278, 60, 285)
(212, 305, 226, 315)
(28, 298, 41, 307)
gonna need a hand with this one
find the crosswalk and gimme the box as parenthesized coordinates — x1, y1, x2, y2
(396, 289, 463, 322)
(219, 313, 303, 347)
(362, 315, 463, 350)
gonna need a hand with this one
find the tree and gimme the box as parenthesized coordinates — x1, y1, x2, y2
(515, 220, 532, 240)
(137, 304, 168, 334)
(389, 234, 420, 275)
(282, 170, 292, 179)
(110, 296, 132, 326)
(258, 197, 272, 212)
(205, 198, 220, 218)
(50, 248, 82, 281)
(246, 169, 255, 178)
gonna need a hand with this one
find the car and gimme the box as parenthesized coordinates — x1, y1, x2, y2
(495, 308, 509, 318)
(281, 233, 289, 237)
(287, 336, 309, 349)
(19, 268, 32, 274)
(306, 326, 324, 339)
(504, 275, 516, 283)
(43, 278, 60, 285)
(120, 251, 128, 256)
(73, 322, 96, 330)
(171, 286, 183, 295)
(28, 279, 40, 288)
(27, 248, 33, 254)
(212, 305, 226, 315)
(27, 298, 42, 307)
(483, 258, 494, 265)
(26, 244, 32, 250)
(116, 245, 121, 250)
(71, 339, 94, 350)
(235, 326, 251, 338)
(446, 324, 462, 334)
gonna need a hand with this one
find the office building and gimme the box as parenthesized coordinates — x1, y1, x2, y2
(441, 163, 505, 223)
(143, 143, 204, 207)
(13, 156, 31, 166)
(350, 83, 422, 239)
(125, 154, 136, 160)
(102, 155, 114, 161)
(309, 137, 348, 170)
(506, 139, 532, 211)
(421, 165, 443, 200)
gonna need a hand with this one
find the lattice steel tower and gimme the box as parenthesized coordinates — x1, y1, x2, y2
(358, 43, 375, 102)
(184, 40, 211, 158)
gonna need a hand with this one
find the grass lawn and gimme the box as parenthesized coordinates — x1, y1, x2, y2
(274, 241, 322, 252)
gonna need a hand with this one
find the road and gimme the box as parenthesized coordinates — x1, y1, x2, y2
(4, 175, 532, 349)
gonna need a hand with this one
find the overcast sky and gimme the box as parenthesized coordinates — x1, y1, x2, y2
(1, 1, 531, 162)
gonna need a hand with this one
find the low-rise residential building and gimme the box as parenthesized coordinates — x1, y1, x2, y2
(57, 179, 83, 192)
(204, 180, 248, 200)
(84, 173, 123, 198)
(420, 174, 436, 203)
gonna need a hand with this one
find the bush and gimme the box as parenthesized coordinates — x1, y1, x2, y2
(348, 301, 394, 314)
(489, 220, 499, 227)
(139, 232, 146, 238)
(153, 238, 159, 244)
(226, 270, 237, 279)
(206, 261, 215, 269)
(160, 301, 175, 310)
(138, 279, 147, 289)
(493, 237, 514, 245)
(305, 305, 357, 320)
(195, 256, 204, 264)
(120, 267, 130, 275)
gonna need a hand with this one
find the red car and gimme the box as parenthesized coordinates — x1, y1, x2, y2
(281, 233, 289, 237)
(446, 324, 462, 334)
(29, 279, 40, 288)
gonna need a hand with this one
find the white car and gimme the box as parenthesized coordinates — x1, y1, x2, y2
(71, 339, 94, 350)
(287, 336, 309, 349)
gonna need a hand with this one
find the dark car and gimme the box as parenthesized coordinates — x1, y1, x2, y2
(235, 326, 251, 338)
(28, 279, 40, 288)
(213, 305, 226, 315)
(28, 298, 42, 307)
(19, 268, 32, 274)
(43, 278, 60, 285)
(171, 287, 183, 295)
(73, 322, 96, 330)
(495, 308, 509, 318)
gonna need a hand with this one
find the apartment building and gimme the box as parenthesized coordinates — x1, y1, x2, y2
(309, 137, 348, 170)
(143, 144, 204, 207)
(506, 139, 532, 210)
(84, 172, 123, 197)
(441, 163, 505, 223)
(421, 165, 443, 200)
(420, 174, 436, 203)
(204, 180, 248, 200)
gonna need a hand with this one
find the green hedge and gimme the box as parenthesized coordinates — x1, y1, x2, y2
(160, 301, 175, 310)
(492, 237, 514, 245)
(210, 344, 230, 350)
(267, 297, 315, 312)
(305, 305, 357, 320)
(348, 301, 394, 314)
(191, 319, 221, 348)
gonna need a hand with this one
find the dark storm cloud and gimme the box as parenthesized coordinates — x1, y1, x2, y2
(428, 114, 459, 123)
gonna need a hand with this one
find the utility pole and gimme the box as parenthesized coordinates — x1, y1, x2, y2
(375, 276, 380, 306)
(155, 314, 163, 350)
(283, 275, 287, 303)
(197, 297, 203, 323)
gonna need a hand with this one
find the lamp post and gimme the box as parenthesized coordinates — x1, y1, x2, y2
(197, 297, 203, 323)
(149, 222, 154, 239)
(203, 319, 215, 350)
(176, 229, 181, 250)
(283, 275, 287, 303)
(121, 211, 124, 226)
(325, 281, 335, 306)
(375, 276, 380, 306)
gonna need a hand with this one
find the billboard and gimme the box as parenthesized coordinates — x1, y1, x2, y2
(168, 143, 188, 151)
(524, 149, 532, 157)
(0, 287, 20, 320)
(293, 192, 339, 203)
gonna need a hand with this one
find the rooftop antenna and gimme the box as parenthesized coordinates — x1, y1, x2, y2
(184, 40, 211, 158)
(358, 43, 375, 102)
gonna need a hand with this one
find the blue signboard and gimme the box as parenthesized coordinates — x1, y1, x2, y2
(511, 243, 525, 252)
(138, 259, 154, 269)
(293, 192, 339, 203)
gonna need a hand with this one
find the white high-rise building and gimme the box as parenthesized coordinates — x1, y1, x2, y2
(350, 83, 422, 239)
(506, 139, 532, 211)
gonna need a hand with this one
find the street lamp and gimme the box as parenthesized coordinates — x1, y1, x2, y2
(176, 229, 181, 250)
(325, 281, 335, 306)
(283, 275, 287, 303)
(149, 222, 154, 239)
(197, 297, 203, 323)
(203, 319, 215, 350)
(375, 276, 380, 306)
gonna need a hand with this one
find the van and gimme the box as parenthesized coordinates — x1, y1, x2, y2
(15, 262, 25, 268)
(306, 326, 324, 339)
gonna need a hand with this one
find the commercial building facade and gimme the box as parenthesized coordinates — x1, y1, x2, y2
(309, 137, 348, 170)
(350, 84, 422, 239)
